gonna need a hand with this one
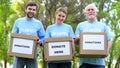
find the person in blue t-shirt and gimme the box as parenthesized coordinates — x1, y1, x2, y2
(12, 1, 45, 68)
(75, 3, 112, 68)
(45, 7, 75, 68)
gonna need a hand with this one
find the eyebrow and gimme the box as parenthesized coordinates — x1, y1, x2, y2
(28, 7, 36, 10)
(87, 8, 94, 10)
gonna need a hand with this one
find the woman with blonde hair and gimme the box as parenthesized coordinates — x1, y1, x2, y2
(45, 7, 75, 68)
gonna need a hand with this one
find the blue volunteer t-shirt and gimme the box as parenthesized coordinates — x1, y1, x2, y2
(12, 17, 45, 45)
(75, 21, 111, 65)
(45, 23, 75, 38)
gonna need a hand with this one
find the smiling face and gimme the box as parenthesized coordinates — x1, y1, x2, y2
(55, 7, 67, 24)
(84, 4, 98, 22)
(25, 6, 37, 19)
(55, 11, 66, 24)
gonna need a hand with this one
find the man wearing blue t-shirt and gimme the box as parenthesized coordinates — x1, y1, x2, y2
(12, 1, 45, 68)
(75, 3, 112, 68)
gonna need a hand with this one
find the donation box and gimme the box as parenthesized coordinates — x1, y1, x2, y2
(79, 32, 108, 58)
(8, 33, 38, 59)
(44, 37, 73, 61)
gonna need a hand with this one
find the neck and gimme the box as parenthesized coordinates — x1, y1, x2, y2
(88, 17, 97, 22)
(26, 16, 33, 20)
(56, 21, 63, 24)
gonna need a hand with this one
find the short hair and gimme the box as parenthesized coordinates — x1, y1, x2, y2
(55, 7, 67, 15)
(84, 3, 99, 13)
(25, 1, 38, 10)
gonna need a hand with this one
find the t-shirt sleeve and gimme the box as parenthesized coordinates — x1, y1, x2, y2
(12, 20, 19, 33)
(75, 24, 81, 37)
(45, 26, 51, 38)
(69, 26, 75, 39)
(104, 25, 111, 41)
(37, 22, 45, 45)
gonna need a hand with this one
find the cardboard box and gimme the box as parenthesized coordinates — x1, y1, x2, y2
(8, 33, 38, 59)
(79, 32, 108, 58)
(44, 37, 73, 61)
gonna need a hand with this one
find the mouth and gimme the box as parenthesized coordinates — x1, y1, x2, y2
(56, 19, 64, 23)
(58, 19, 64, 22)
(89, 13, 94, 15)
(27, 12, 34, 18)
(88, 15, 95, 19)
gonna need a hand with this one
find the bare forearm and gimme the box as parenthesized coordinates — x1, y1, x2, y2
(75, 37, 80, 44)
(108, 41, 112, 51)
(108, 41, 112, 49)
(72, 39, 75, 54)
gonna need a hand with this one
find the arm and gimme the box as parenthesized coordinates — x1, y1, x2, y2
(12, 20, 19, 33)
(72, 39, 75, 59)
(104, 25, 112, 51)
(108, 40, 112, 52)
(75, 35, 80, 44)
(43, 26, 50, 61)
(75, 24, 81, 45)
(37, 22, 45, 46)
(69, 26, 75, 59)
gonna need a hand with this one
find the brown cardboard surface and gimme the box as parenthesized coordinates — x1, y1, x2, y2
(8, 33, 38, 59)
(79, 32, 108, 58)
(44, 37, 73, 61)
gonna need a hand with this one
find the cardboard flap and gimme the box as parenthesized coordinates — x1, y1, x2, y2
(11, 33, 38, 41)
(45, 37, 72, 42)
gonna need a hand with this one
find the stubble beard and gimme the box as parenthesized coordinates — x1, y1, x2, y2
(26, 12, 34, 19)
(88, 15, 95, 19)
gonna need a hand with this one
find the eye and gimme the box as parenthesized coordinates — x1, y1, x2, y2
(58, 15, 61, 17)
(62, 16, 65, 17)
(28, 8, 36, 11)
(58, 15, 65, 18)
(32, 9, 36, 11)
(28, 8, 32, 10)
(91, 9, 94, 11)
(87, 9, 94, 11)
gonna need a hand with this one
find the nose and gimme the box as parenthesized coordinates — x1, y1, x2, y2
(30, 9, 34, 12)
(89, 10, 92, 12)
(58, 16, 63, 19)
(28, 8, 36, 12)
(60, 16, 63, 19)
(89, 10, 93, 12)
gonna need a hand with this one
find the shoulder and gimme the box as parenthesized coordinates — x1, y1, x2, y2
(33, 18, 42, 23)
(47, 24, 55, 29)
(77, 21, 87, 26)
(14, 17, 25, 25)
(96, 21, 106, 26)
(63, 23, 72, 28)
(33, 18, 43, 25)
(78, 21, 87, 25)
(15, 17, 25, 22)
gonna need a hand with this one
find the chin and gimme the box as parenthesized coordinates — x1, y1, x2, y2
(57, 22, 62, 24)
(28, 16, 34, 18)
(27, 14, 34, 18)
